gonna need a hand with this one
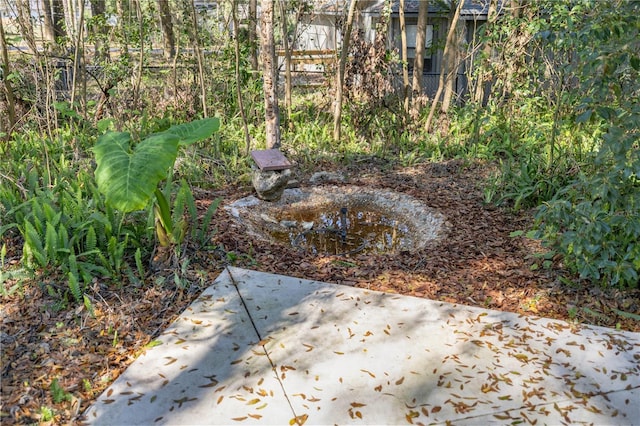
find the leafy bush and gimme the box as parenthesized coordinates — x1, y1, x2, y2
(533, 0, 640, 288)
(93, 117, 220, 272)
(11, 176, 149, 301)
(536, 185, 639, 287)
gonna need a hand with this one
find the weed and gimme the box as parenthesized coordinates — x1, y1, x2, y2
(39, 406, 55, 422)
(50, 378, 72, 404)
(226, 251, 238, 264)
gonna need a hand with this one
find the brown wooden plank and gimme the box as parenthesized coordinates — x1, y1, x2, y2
(290, 57, 335, 65)
(275, 49, 336, 57)
(251, 149, 293, 171)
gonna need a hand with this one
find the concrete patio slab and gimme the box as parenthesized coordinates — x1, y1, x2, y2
(84, 267, 640, 425)
(83, 275, 294, 425)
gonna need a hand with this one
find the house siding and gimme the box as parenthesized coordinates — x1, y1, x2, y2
(388, 15, 484, 100)
(295, 1, 492, 100)
(298, 15, 338, 51)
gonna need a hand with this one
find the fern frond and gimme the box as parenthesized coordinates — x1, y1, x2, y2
(45, 222, 58, 264)
(173, 183, 188, 225)
(78, 260, 110, 278)
(30, 206, 44, 237)
(95, 251, 112, 275)
(30, 200, 45, 232)
(181, 180, 198, 221)
(57, 223, 70, 251)
(198, 198, 221, 244)
(23, 220, 47, 267)
(0, 223, 18, 239)
(89, 212, 108, 245)
(26, 168, 39, 193)
(67, 254, 82, 303)
(107, 236, 126, 274)
(42, 203, 61, 227)
(68, 251, 79, 276)
(135, 247, 145, 279)
(85, 225, 97, 253)
(104, 206, 115, 239)
(107, 236, 117, 262)
(68, 272, 82, 303)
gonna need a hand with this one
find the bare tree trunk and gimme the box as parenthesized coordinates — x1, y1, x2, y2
(67, 0, 77, 37)
(425, 0, 462, 132)
(261, 0, 280, 149)
(88, 0, 109, 61)
(132, 0, 144, 107)
(41, 0, 56, 43)
(158, 0, 176, 60)
(412, 0, 428, 95)
(278, 0, 293, 128)
(185, 0, 208, 116)
(232, 0, 251, 154)
(15, 0, 37, 53)
(399, 0, 409, 113)
(333, 0, 358, 142)
(0, 15, 16, 132)
(248, 0, 258, 70)
(441, 0, 463, 112)
(473, 0, 497, 104)
(117, 0, 130, 57)
(500, 0, 526, 101)
(70, 0, 86, 115)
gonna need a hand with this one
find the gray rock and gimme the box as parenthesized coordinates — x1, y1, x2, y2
(252, 168, 292, 201)
(286, 179, 301, 189)
(231, 195, 261, 209)
(309, 171, 345, 184)
(260, 213, 279, 224)
(280, 220, 298, 228)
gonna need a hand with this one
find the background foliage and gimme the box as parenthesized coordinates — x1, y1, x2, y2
(1, 0, 638, 309)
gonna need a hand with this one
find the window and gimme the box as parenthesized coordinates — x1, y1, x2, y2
(406, 24, 433, 52)
(408, 57, 434, 74)
(405, 24, 434, 73)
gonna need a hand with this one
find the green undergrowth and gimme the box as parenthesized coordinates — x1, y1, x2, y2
(0, 117, 225, 305)
(2, 0, 639, 305)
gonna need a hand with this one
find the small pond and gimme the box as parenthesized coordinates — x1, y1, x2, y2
(225, 186, 446, 256)
(271, 205, 411, 255)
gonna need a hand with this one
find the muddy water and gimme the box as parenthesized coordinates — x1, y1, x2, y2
(225, 186, 446, 255)
(271, 206, 410, 255)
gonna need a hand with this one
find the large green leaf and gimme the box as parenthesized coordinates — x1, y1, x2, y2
(161, 117, 220, 146)
(93, 132, 180, 212)
(93, 118, 220, 213)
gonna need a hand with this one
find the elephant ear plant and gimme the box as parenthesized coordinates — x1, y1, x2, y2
(93, 118, 220, 269)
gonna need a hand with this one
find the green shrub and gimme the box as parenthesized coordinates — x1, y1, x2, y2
(12, 176, 148, 301)
(536, 172, 639, 288)
(533, 0, 640, 288)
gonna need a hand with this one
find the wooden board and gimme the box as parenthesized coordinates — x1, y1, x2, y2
(251, 149, 293, 171)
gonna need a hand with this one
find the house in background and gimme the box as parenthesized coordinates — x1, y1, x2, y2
(295, 0, 498, 99)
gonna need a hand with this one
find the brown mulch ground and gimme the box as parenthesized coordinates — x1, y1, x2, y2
(1, 159, 638, 424)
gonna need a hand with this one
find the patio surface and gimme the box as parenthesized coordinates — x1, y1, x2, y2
(84, 267, 640, 425)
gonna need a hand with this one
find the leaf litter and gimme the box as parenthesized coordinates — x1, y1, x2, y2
(1, 159, 639, 424)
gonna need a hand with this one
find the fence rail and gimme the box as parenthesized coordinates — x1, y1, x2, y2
(276, 49, 336, 66)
